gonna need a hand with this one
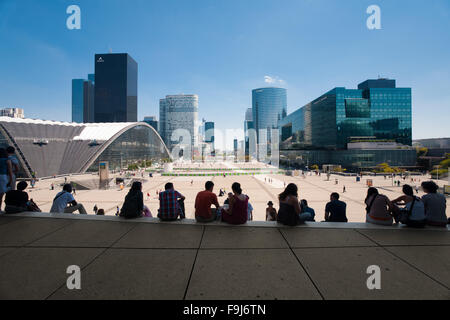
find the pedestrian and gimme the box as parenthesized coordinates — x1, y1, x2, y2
(93, 204, 98, 214)
(343, 185, 346, 193)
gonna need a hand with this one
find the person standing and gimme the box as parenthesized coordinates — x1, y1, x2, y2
(0, 148, 13, 210)
(6, 146, 19, 191)
(93, 204, 98, 215)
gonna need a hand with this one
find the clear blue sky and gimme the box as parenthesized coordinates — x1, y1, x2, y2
(0, 0, 449, 140)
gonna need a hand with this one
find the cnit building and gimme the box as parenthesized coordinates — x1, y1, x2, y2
(278, 79, 416, 170)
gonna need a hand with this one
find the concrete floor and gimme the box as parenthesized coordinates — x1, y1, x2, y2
(0, 214, 448, 300)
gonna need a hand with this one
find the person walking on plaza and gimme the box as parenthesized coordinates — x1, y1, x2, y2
(221, 182, 248, 225)
(391, 185, 426, 228)
(195, 181, 220, 223)
(0, 148, 13, 211)
(116, 206, 120, 216)
(364, 187, 394, 226)
(266, 201, 277, 221)
(343, 185, 346, 193)
(324, 192, 348, 222)
(158, 182, 185, 221)
(6, 146, 19, 190)
(277, 183, 303, 226)
(93, 204, 98, 215)
(421, 181, 447, 227)
(50, 184, 87, 215)
(120, 181, 144, 219)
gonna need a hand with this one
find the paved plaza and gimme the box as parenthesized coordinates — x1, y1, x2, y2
(0, 214, 448, 300)
(25, 162, 450, 223)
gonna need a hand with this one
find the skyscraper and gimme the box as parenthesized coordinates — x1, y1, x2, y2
(159, 94, 199, 151)
(94, 53, 137, 122)
(204, 121, 214, 144)
(244, 107, 254, 160)
(72, 74, 95, 123)
(252, 87, 287, 158)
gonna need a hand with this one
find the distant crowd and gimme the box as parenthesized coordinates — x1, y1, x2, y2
(1, 155, 448, 228)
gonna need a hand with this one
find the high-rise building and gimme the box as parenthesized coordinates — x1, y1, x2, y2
(204, 121, 214, 144)
(278, 78, 416, 169)
(0, 108, 24, 119)
(143, 116, 158, 131)
(252, 87, 287, 158)
(72, 74, 95, 123)
(244, 107, 254, 160)
(159, 94, 199, 152)
(94, 53, 137, 122)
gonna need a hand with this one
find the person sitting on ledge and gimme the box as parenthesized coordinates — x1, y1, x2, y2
(299, 199, 316, 222)
(221, 182, 248, 225)
(96, 209, 105, 216)
(421, 181, 447, 227)
(277, 183, 303, 226)
(4, 181, 29, 214)
(324, 192, 348, 223)
(119, 181, 144, 219)
(266, 201, 277, 221)
(158, 182, 185, 221)
(50, 184, 87, 215)
(195, 181, 220, 223)
(391, 184, 426, 228)
(365, 187, 394, 226)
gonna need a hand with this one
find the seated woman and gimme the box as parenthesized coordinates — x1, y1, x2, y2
(391, 184, 426, 228)
(266, 201, 277, 221)
(421, 181, 447, 227)
(365, 187, 394, 226)
(221, 183, 248, 225)
(119, 181, 144, 219)
(277, 183, 303, 226)
(5, 181, 29, 214)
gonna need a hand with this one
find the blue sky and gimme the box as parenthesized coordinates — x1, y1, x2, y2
(0, 0, 449, 141)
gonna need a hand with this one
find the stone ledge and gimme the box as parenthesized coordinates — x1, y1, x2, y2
(1, 211, 448, 231)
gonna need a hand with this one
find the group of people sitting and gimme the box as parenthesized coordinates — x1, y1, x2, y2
(2, 176, 448, 229)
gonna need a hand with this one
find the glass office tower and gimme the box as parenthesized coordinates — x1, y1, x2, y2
(252, 88, 287, 143)
(279, 79, 415, 169)
(94, 53, 138, 122)
(72, 79, 85, 123)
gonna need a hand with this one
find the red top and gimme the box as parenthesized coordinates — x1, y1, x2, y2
(195, 190, 220, 219)
(223, 195, 248, 225)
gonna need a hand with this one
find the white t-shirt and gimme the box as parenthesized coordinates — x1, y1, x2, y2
(50, 191, 75, 213)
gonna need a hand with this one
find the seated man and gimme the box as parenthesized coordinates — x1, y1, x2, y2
(324, 192, 348, 222)
(195, 181, 220, 223)
(50, 184, 87, 214)
(4, 181, 29, 214)
(158, 182, 185, 221)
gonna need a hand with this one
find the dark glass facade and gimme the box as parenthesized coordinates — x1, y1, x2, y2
(279, 79, 415, 169)
(87, 125, 169, 172)
(94, 53, 138, 122)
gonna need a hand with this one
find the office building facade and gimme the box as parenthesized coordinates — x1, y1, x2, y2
(94, 53, 137, 123)
(72, 74, 95, 123)
(159, 94, 199, 152)
(0, 108, 24, 119)
(143, 116, 158, 132)
(252, 88, 286, 159)
(279, 79, 415, 169)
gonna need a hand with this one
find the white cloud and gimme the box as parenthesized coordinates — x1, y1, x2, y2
(264, 75, 286, 86)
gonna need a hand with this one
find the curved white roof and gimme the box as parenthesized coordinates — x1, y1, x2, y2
(0, 117, 134, 141)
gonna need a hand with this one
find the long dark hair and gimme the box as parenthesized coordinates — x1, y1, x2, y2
(130, 181, 142, 193)
(231, 182, 242, 195)
(279, 183, 298, 201)
(365, 187, 379, 202)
